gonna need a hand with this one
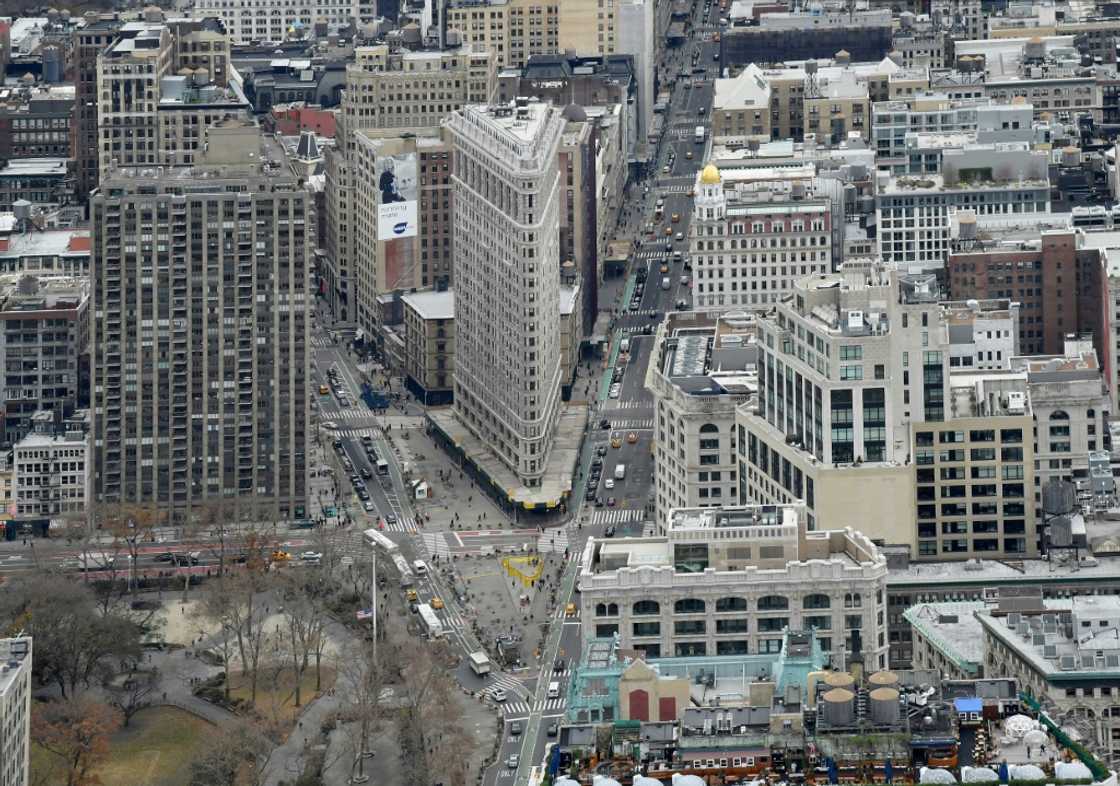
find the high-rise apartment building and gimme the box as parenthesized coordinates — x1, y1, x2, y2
(90, 124, 309, 524)
(96, 19, 240, 178)
(74, 15, 123, 200)
(323, 41, 494, 325)
(0, 275, 88, 444)
(0, 637, 30, 786)
(446, 99, 564, 486)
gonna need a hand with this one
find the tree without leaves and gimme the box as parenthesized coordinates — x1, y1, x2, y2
(278, 575, 329, 707)
(197, 566, 272, 705)
(32, 696, 122, 786)
(187, 718, 275, 786)
(0, 574, 140, 697)
(106, 667, 159, 728)
(383, 626, 471, 786)
(334, 639, 394, 784)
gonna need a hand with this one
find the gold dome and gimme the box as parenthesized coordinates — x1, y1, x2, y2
(700, 163, 721, 185)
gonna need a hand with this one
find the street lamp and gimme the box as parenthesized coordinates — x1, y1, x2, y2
(349, 545, 377, 785)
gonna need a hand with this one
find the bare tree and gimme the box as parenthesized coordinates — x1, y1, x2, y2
(188, 718, 275, 786)
(0, 574, 140, 697)
(387, 628, 472, 786)
(278, 576, 329, 707)
(335, 639, 393, 784)
(106, 667, 159, 728)
(198, 567, 273, 705)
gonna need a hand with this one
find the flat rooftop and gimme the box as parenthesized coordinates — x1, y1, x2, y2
(0, 638, 31, 698)
(401, 289, 454, 321)
(658, 311, 758, 397)
(0, 158, 68, 177)
(0, 229, 90, 259)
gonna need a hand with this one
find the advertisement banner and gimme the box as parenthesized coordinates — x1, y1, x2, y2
(377, 200, 418, 239)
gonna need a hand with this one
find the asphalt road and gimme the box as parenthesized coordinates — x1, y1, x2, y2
(480, 5, 723, 785)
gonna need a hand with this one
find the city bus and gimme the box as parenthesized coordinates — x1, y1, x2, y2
(363, 528, 399, 554)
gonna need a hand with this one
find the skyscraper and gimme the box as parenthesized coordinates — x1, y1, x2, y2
(446, 99, 564, 487)
(90, 123, 309, 525)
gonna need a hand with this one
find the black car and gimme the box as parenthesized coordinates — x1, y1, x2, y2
(599, 418, 610, 430)
(585, 488, 597, 502)
(554, 658, 566, 672)
(605, 526, 616, 538)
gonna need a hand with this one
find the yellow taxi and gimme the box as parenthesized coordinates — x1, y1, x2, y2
(671, 212, 681, 223)
(271, 550, 291, 562)
(660, 264, 669, 273)
(430, 597, 444, 610)
(406, 589, 418, 602)
(627, 432, 638, 444)
(610, 434, 622, 449)
(565, 602, 578, 617)
(319, 384, 330, 395)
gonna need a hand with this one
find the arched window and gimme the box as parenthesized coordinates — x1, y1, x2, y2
(608, 603, 619, 616)
(1050, 410, 1070, 420)
(675, 598, 706, 614)
(596, 603, 608, 617)
(633, 600, 660, 616)
(716, 597, 748, 612)
(803, 593, 831, 610)
(844, 593, 862, 609)
(699, 423, 720, 434)
(1088, 409, 1096, 418)
(758, 595, 789, 611)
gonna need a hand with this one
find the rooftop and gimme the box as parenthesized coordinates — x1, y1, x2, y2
(0, 158, 68, 178)
(0, 638, 31, 698)
(0, 228, 91, 259)
(656, 311, 758, 397)
(401, 289, 454, 321)
(903, 601, 988, 673)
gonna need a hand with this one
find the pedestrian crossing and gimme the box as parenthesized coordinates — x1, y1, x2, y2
(625, 308, 661, 317)
(502, 697, 568, 717)
(601, 399, 654, 410)
(381, 516, 416, 534)
(661, 184, 693, 194)
(608, 418, 654, 430)
(537, 528, 570, 554)
(590, 509, 646, 525)
(490, 673, 529, 699)
(421, 531, 452, 558)
(327, 408, 381, 421)
(311, 335, 335, 348)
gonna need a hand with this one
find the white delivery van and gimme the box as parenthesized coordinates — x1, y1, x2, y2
(548, 681, 561, 698)
(412, 559, 428, 575)
(615, 464, 626, 480)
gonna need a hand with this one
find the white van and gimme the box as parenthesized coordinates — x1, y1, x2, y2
(412, 559, 428, 575)
(547, 681, 561, 698)
(661, 276, 671, 290)
(615, 464, 626, 481)
(619, 337, 631, 354)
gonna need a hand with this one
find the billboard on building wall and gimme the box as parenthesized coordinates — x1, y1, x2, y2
(375, 152, 418, 240)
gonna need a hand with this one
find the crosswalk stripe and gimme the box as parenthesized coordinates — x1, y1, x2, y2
(600, 400, 653, 410)
(607, 419, 654, 429)
(534, 698, 567, 713)
(503, 701, 531, 715)
(590, 509, 646, 525)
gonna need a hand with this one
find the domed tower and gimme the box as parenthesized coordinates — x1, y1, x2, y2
(695, 163, 725, 222)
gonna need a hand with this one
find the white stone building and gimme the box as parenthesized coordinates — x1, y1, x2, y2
(577, 503, 890, 668)
(446, 99, 565, 487)
(646, 311, 756, 532)
(690, 164, 833, 309)
(0, 637, 31, 786)
(13, 416, 89, 524)
(191, 0, 374, 43)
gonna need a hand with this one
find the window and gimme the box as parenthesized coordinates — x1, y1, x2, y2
(844, 593, 862, 608)
(803, 593, 831, 609)
(715, 597, 748, 612)
(674, 598, 706, 614)
(633, 600, 660, 615)
(758, 595, 789, 611)
(840, 345, 862, 361)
